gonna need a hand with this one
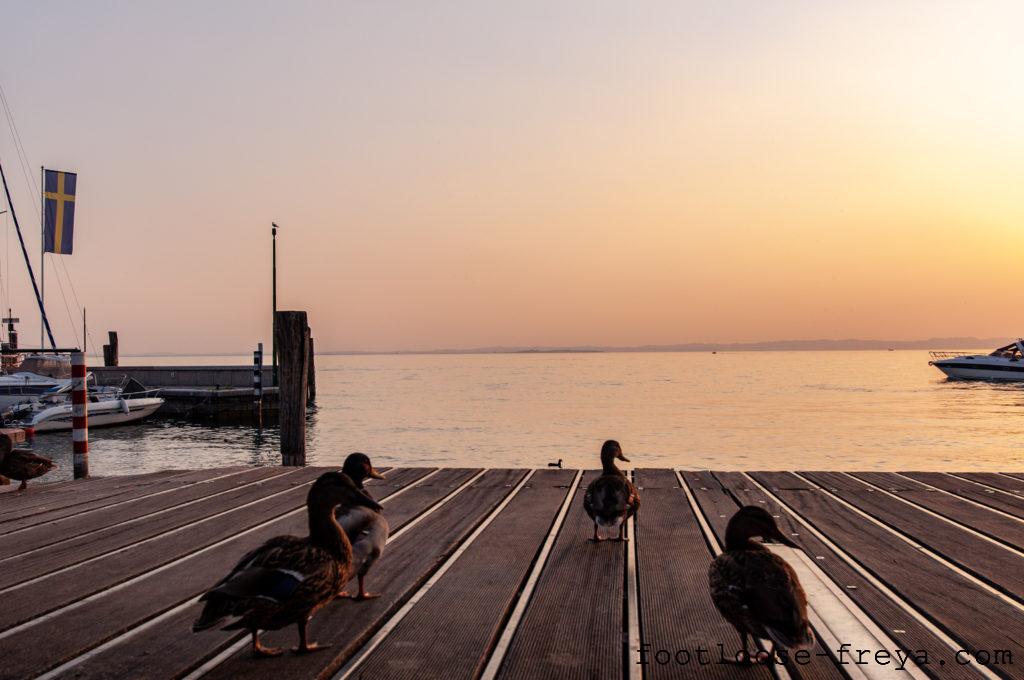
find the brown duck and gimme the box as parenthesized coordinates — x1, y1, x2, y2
(583, 440, 639, 541)
(708, 506, 814, 663)
(192, 471, 381, 657)
(0, 438, 56, 490)
(336, 452, 388, 600)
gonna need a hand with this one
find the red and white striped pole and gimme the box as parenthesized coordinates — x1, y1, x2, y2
(72, 351, 89, 479)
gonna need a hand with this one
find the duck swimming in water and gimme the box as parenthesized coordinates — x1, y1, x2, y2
(583, 440, 639, 542)
(336, 452, 388, 600)
(708, 506, 814, 663)
(192, 471, 381, 657)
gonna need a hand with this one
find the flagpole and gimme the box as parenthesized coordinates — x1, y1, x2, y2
(0, 158, 57, 349)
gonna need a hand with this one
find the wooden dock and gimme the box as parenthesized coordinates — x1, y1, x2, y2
(1, 468, 1023, 679)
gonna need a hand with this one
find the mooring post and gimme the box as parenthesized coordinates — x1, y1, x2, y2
(275, 311, 309, 466)
(253, 342, 264, 428)
(71, 351, 89, 478)
(103, 331, 119, 367)
(306, 335, 316, 404)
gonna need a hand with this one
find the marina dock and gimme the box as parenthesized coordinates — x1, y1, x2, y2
(1, 468, 1022, 679)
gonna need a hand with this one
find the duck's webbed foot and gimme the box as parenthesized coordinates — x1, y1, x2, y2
(590, 523, 603, 542)
(251, 631, 284, 658)
(18, 480, 27, 491)
(351, 575, 381, 600)
(292, 619, 331, 655)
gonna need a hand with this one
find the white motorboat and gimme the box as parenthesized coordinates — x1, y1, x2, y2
(2, 379, 164, 432)
(0, 372, 70, 410)
(929, 340, 1024, 381)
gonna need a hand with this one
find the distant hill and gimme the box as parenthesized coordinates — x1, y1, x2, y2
(324, 337, 1014, 355)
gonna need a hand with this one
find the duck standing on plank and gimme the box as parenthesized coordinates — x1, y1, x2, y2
(708, 506, 814, 664)
(583, 440, 639, 542)
(337, 452, 389, 600)
(192, 471, 381, 657)
(0, 439, 55, 491)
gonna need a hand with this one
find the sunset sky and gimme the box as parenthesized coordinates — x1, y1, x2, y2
(1, 2, 1022, 353)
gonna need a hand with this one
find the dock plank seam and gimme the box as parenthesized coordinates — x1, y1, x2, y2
(335, 469, 538, 678)
(28, 469, 437, 680)
(791, 472, 1024, 613)
(741, 474, 995, 680)
(844, 473, 1024, 558)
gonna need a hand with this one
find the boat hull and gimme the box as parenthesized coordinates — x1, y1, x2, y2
(931, 361, 1024, 382)
(28, 398, 164, 432)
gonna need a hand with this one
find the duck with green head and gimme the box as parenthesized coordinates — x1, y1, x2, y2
(708, 505, 814, 664)
(192, 471, 381, 657)
(583, 440, 639, 542)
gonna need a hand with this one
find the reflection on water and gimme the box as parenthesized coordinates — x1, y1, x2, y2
(27, 351, 1024, 481)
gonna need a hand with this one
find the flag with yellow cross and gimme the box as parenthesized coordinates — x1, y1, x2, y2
(42, 168, 77, 255)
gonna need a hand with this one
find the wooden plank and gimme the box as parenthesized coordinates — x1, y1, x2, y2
(0, 469, 195, 519)
(56, 468, 473, 680)
(715, 472, 983, 680)
(852, 472, 1024, 552)
(0, 468, 245, 532)
(802, 472, 1024, 603)
(0, 467, 328, 633)
(0, 467, 434, 679)
(684, 473, 847, 680)
(497, 471, 624, 680)
(0, 467, 304, 591)
(0, 467, 289, 559)
(201, 469, 525, 680)
(901, 473, 1024, 520)
(752, 472, 1024, 673)
(352, 469, 574, 679)
(955, 473, 1024, 497)
(677, 470, 734, 542)
(636, 469, 774, 680)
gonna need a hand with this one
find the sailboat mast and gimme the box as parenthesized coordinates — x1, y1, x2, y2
(0, 157, 57, 349)
(40, 165, 44, 347)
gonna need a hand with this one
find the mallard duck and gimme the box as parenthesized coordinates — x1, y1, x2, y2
(0, 446, 56, 490)
(583, 440, 639, 542)
(336, 452, 388, 600)
(192, 471, 381, 657)
(708, 506, 814, 664)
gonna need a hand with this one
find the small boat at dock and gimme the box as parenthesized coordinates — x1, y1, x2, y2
(929, 339, 1024, 381)
(1, 380, 164, 432)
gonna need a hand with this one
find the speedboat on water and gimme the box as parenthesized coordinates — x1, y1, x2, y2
(929, 339, 1024, 381)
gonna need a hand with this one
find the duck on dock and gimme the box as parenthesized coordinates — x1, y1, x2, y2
(192, 471, 381, 657)
(583, 440, 639, 542)
(0, 438, 55, 491)
(337, 452, 388, 600)
(708, 506, 814, 664)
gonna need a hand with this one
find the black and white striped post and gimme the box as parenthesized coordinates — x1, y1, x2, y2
(253, 342, 263, 428)
(71, 351, 89, 478)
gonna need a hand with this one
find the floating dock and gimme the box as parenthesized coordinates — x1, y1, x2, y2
(1, 468, 1022, 679)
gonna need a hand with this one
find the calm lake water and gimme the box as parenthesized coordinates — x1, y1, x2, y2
(28, 350, 1024, 480)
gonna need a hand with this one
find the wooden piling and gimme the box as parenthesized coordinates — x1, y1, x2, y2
(275, 311, 309, 466)
(102, 331, 119, 367)
(306, 335, 316, 404)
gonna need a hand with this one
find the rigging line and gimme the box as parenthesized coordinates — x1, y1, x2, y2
(48, 257, 80, 348)
(1, 80, 91, 351)
(0, 84, 40, 215)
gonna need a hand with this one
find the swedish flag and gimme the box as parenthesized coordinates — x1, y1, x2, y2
(43, 169, 77, 255)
